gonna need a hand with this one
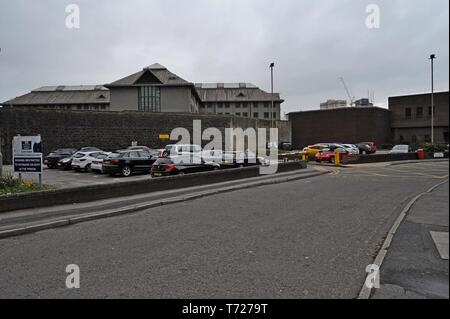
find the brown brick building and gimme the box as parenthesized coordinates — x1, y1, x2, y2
(389, 91, 449, 145)
(289, 107, 392, 149)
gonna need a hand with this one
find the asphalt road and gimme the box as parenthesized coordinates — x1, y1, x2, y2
(0, 161, 448, 298)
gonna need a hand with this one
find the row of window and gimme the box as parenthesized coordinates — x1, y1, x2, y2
(404, 106, 435, 119)
(399, 134, 432, 144)
(215, 112, 278, 119)
(201, 102, 275, 109)
(33, 104, 108, 110)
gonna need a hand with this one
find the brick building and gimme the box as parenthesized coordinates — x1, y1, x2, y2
(389, 91, 449, 145)
(289, 107, 392, 149)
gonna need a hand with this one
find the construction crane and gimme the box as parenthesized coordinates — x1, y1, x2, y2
(339, 77, 355, 106)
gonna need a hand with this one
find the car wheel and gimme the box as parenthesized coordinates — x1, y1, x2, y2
(85, 164, 91, 172)
(178, 171, 186, 176)
(121, 166, 132, 177)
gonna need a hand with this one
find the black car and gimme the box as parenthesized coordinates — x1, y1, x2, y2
(103, 150, 156, 177)
(57, 147, 102, 170)
(44, 148, 77, 168)
(356, 143, 372, 155)
(151, 157, 218, 177)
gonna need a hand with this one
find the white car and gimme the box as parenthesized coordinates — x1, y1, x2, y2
(164, 144, 202, 165)
(90, 152, 112, 173)
(342, 144, 360, 155)
(71, 151, 105, 171)
(389, 145, 411, 154)
(201, 149, 225, 164)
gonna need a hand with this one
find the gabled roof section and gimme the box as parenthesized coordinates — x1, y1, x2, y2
(135, 69, 163, 84)
(2, 85, 110, 106)
(106, 63, 191, 87)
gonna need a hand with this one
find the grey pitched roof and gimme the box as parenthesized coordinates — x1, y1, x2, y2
(195, 84, 283, 103)
(2, 86, 110, 106)
(106, 64, 191, 87)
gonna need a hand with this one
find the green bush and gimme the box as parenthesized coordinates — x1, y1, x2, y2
(418, 143, 449, 152)
(1, 176, 55, 196)
(0, 176, 20, 189)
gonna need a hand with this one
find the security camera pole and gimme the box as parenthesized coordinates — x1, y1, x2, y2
(429, 54, 436, 145)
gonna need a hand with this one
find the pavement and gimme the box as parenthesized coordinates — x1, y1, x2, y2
(0, 160, 448, 298)
(372, 179, 449, 299)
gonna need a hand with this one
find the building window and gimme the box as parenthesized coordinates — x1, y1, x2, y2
(264, 112, 269, 119)
(243, 112, 248, 117)
(236, 112, 241, 116)
(273, 112, 277, 119)
(425, 135, 431, 143)
(225, 104, 230, 108)
(253, 103, 258, 108)
(138, 86, 161, 112)
(243, 103, 248, 109)
(264, 102, 270, 108)
(405, 108, 412, 119)
(428, 106, 436, 116)
(236, 103, 241, 108)
(416, 107, 423, 118)
(218, 103, 223, 108)
(253, 113, 259, 118)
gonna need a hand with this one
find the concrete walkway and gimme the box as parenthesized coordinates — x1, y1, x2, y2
(372, 180, 449, 299)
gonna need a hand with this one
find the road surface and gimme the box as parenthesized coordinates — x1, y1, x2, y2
(0, 161, 448, 298)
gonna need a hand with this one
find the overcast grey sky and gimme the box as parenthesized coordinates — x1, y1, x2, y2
(0, 0, 448, 114)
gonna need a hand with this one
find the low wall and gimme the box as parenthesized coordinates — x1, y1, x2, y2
(344, 151, 449, 164)
(0, 161, 307, 213)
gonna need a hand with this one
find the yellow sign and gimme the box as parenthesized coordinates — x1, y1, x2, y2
(159, 134, 170, 139)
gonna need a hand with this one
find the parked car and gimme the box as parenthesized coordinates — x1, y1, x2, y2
(44, 148, 77, 168)
(90, 152, 112, 173)
(303, 144, 329, 157)
(201, 149, 225, 165)
(341, 144, 360, 155)
(162, 144, 202, 157)
(359, 141, 377, 154)
(221, 150, 267, 168)
(151, 156, 218, 177)
(102, 149, 157, 177)
(71, 151, 107, 172)
(278, 142, 294, 151)
(356, 143, 372, 155)
(389, 145, 411, 154)
(57, 147, 103, 170)
(315, 145, 351, 163)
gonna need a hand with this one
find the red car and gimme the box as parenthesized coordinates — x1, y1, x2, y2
(360, 142, 377, 154)
(315, 145, 351, 163)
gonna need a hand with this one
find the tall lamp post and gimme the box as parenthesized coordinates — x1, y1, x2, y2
(270, 62, 275, 129)
(430, 54, 436, 145)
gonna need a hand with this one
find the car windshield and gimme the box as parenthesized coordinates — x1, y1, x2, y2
(154, 158, 173, 165)
(74, 153, 86, 158)
(393, 145, 408, 151)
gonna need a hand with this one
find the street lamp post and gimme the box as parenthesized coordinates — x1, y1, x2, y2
(270, 62, 275, 129)
(430, 54, 436, 145)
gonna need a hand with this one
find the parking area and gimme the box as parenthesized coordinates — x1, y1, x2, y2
(1, 165, 151, 189)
